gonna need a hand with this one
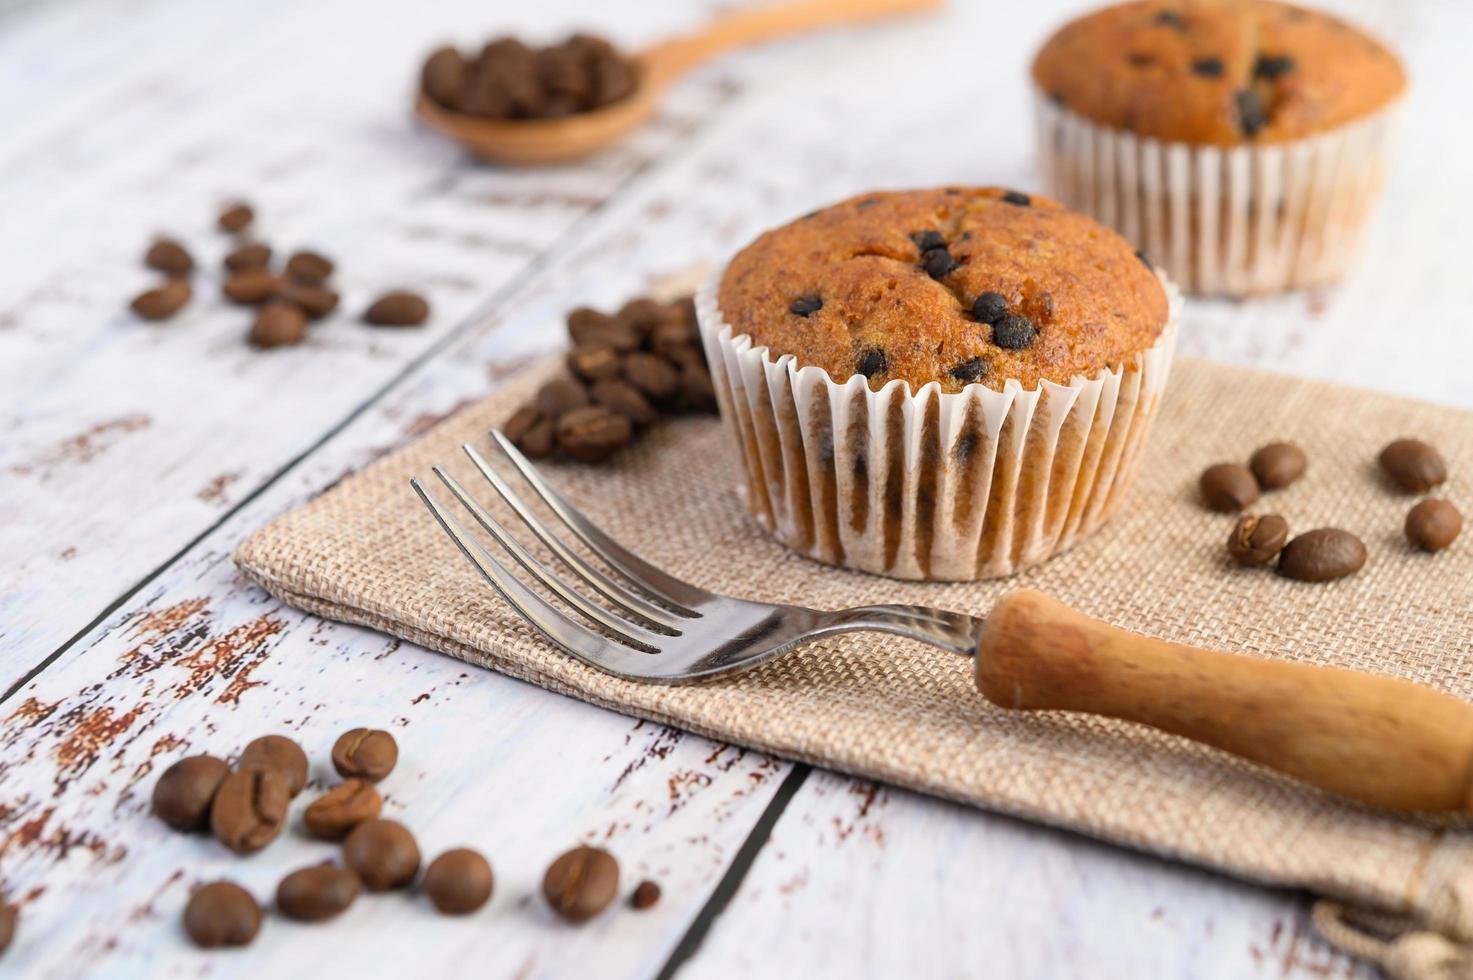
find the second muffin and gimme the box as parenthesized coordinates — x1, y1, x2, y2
(700, 187, 1180, 580)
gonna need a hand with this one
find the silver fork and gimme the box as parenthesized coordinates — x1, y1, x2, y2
(411, 431, 1473, 815)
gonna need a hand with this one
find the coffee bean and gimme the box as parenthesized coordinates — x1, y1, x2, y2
(992, 314, 1037, 350)
(304, 779, 383, 840)
(344, 819, 421, 891)
(590, 379, 657, 427)
(557, 406, 633, 462)
(1227, 514, 1289, 566)
(536, 378, 590, 420)
(679, 366, 719, 413)
(221, 242, 269, 272)
(222, 268, 282, 305)
(131, 279, 192, 321)
(971, 291, 1008, 324)
(948, 358, 989, 384)
(364, 291, 430, 327)
(152, 755, 230, 832)
(568, 307, 639, 352)
(145, 238, 194, 276)
(0, 904, 16, 956)
(1278, 528, 1366, 582)
(503, 406, 544, 445)
(567, 345, 624, 383)
(651, 318, 700, 356)
(211, 768, 289, 854)
(1001, 190, 1031, 207)
(542, 846, 619, 923)
(1406, 499, 1463, 552)
(331, 728, 398, 783)
(1199, 462, 1260, 513)
(1248, 442, 1307, 490)
(183, 881, 261, 949)
(249, 301, 308, 349)
(286, 251, 334, 285)
(623, 351, 680, 403)
(1379, 438, 1447, 493)
(920, 248, 957, 279)
(630, 880, 661, 910)
(789, 294, 823, 317)
(218, 202, 254, 234)
(1235, 89, 1268, 138)
(275, 864, 360, 923)
(280, 282, 339, 320)
(424, 848, 494, 915)
(422, 46, 467, 109)
(1191, 57, 1224, 77)
(616, 297, 667, 338)
(857, 348, 888, 379)
(517, 419, 557, 459)
(1254, 54, 1295, 80)
(668, 295, 697, 328)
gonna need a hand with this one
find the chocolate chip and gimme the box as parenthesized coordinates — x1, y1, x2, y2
(1235, 89, 1268, 138)
(1155, 10, 1186, 29)
(303, 779, 382, 841)
(183, 882, 261, 949)
(421, 46, 467, 110)
(856, 348, 888, 379)
(224, 242, 272, 272)
(276, 865, 360, 923)
(152, 755, 230, 832)
(364, 290, 430, 327)
(1135, 249, 1154, 270)
(424, 848, 494, 915)
(1001, 190, 1031, 207)
(623, 351, 681, 403)
(1191, 57, 1224, 77)
(1379, 438, 1447, 493)
(286, 250, 334, 285)
(948, 358, 989, 384)
(556, 406, 633, 462)
(910, 230, 945, 251)
(145, 238, 193, 276)
(1248, 442, 1307, 491)
(590, 379, 657, 427)
(237, 735, 309, 797)
(971, 291, 1008, 324)
(1278, 528, 1366, 582)
(1199, 462, 1260, 513)
(920, 248, 957, 279)
(789, 294, 823, 317)
(991, 315, 1037, 349)
(344, 819, 421, 891)
(131, 279, 192, 321)
(1227, 514, 1289, 566)
(222, 268, 282, 305)
(630, 880, 661, 910)
(1254, 54, 1295, 80)
(331, 728, 398, 783)
(217, 202, 254, 234)
(249, 301, 308, 348)
(535, 378, 590, 419)
(210, 768, 289, 854)
(543, 846, 619, 923)
(1406, 499, 1463, 552)
(567, 344, 624, 383)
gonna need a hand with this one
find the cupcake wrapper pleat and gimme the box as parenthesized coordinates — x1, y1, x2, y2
(1034, 91, 1400, 297)
(697, 269, 1182, 581)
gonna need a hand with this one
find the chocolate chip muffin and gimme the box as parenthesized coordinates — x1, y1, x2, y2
(1031, 1, 1405, 296)
(699, 187, 1181, 581)
(718, 187, 1169, 394)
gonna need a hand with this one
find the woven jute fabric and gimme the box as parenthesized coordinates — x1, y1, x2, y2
(237, 356, 1473, 962)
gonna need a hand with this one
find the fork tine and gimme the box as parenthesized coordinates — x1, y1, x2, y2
(489, 430, 709, 611)
(411, 479, 662, 676)
(431, 467, 672, 648)
(461, 444, 686, 630)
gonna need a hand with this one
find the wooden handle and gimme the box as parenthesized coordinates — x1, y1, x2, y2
(640, 0, 944, 88)
(974, 589, 1473, 812)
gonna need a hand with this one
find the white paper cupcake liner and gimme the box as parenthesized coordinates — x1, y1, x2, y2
(1034, 90, 1400, 297)
(696, 267, 1182, 581)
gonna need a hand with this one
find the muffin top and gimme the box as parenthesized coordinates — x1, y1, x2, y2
(716, 187, 1169, 394)
(1032, 1, 1405, 145)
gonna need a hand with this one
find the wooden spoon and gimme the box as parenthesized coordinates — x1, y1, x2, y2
(415, 0, 944, 166)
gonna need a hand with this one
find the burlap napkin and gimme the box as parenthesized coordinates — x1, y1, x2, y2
(237, 357, 1473, 978)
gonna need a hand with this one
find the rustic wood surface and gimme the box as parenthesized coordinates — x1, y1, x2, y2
(1, 0, 1467, 976)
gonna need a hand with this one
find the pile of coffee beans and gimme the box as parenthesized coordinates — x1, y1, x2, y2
(503, 293, 716, 463)
(129, 199, 431, 347)
(154, 727, 657, 951)
(1200, 436, 1461, 582)
(421, 34, 637, 119)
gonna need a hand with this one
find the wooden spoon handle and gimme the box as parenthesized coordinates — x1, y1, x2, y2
(973, 589, 1473, 812)
(641, 0, 943, 88)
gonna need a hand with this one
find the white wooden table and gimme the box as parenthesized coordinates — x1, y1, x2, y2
(1, 0, 1468, 976)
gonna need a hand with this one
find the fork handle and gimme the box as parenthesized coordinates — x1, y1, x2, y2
(973, 589, 1473, 812)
